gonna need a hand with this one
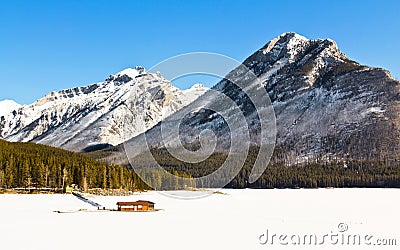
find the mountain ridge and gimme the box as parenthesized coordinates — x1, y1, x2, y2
(1, 32, 399, 168)
(0, 66, 209, 152)
(99, 32, 400, 167)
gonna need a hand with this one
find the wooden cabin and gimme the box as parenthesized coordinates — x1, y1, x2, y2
(116, 200, 155, 212)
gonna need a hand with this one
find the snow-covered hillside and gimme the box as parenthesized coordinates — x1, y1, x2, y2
(0, 100, 21, 117)
(0, 66, 208, 151)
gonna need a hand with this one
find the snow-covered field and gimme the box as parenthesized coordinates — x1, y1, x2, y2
(0, 189, 399, 250)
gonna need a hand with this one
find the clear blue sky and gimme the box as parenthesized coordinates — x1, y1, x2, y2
(1, 0, 399, 104)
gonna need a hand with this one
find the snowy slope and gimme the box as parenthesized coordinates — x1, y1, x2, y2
(0, 66, 208, 151)
(0, 100, 21, 117)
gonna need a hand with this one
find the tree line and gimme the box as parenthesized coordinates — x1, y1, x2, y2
(0, 139, 148, 190)
(128, 146, 400, 189)
(0, 139, 196, 191)
(1, 138, 399, 191)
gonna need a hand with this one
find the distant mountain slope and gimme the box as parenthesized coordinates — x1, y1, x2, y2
(0, 67, 208, 152)
(101, 32, 400, 166)
(0, 100, 21, 117)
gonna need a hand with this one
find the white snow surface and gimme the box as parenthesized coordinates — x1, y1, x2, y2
(115, 67, 143, 78)
(0, 100, 21, 117)
(0, 189, 398, 250)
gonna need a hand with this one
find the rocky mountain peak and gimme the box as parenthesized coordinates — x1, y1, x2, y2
(261, 32, 308, 56)
(239, 32, 354, 96)
(261, 32, 341, 58)
(105, 66, 147, 84)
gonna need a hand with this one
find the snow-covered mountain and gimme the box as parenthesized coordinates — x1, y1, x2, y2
(0, 100, 21, 117)
(103, 32, 400, 166)
(0, 66, 208, 152)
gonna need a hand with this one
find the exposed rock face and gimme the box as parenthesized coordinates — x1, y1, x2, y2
(242, 32, 400, 163)
(110, 32, 400, 165)
(0, 66, 208, 152)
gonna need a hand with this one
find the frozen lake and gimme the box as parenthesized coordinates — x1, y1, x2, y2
(0, 188, 399, 250)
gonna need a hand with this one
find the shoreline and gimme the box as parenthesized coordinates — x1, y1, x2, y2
(0, 188, 146, 196)
(1, 186, 399, 196)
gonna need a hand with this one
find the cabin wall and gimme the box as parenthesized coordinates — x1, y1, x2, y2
(117, 202, 155, 211)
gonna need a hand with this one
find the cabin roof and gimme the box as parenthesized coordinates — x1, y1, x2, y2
(116, 200, 155, 206)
